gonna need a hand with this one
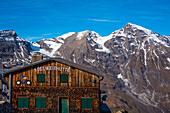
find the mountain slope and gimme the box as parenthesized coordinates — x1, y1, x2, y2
(0, 23, 169, 113)
(0, 30, 33, 67)
(33, 24, 170, 112)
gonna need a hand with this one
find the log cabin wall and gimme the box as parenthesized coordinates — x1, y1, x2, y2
(4, 61, 99, 87)
(4, 60, 101, 113)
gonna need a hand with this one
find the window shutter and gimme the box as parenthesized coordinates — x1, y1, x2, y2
(37, 74, 40, 82)
(39, 75, 42, 82)
(87, 98, 92, 109)
(18, 98, 23, 108)
(81, 98, 87, 109)
(36, 97, 46, 108)
(36, 97, 42, 108)
(41, 97, 46, 108)
(81, 98, 92, 109)
(42, 74, 45, 82)
(24, 98, 29, 108)
(18, 97, 29, 108)
(60, 74, 68, 83)
(37, 74, 45, 83)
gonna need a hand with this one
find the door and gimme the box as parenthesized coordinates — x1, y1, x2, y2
(59, 98, 69, 113)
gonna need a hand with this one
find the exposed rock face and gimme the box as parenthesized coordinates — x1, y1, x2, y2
(0, 23, 169, 113)
(0, 30, 33, 67)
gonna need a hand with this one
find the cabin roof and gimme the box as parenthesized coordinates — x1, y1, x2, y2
(3, 58, 102, 78)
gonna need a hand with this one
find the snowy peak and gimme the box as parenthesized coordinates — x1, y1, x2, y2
(76, 30, 90, 40)
(57, 32, 75, 40)
(126, 23, 151, 31)
(0, 29, 16, 36)
(0, 29, 26, 42)
(122, 23, 170, 47)
(29, 23, 170, 61)
(90, 31, 102, 38)
(0, 30, 33, 67)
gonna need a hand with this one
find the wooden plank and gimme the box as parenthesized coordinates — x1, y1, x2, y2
(45, 62, 48, 86)
(95, 75, 99, 87)
(82, 72, 85, 87)
(79, 70, 81, 87)
(56, 62, 58, 86)
(42, 63, 46, 86)
(39, 63, 43, 87)
(29, 67, 32, 86)
(89, 73, 92, 87)
(68, 67, 71, 87)
(84, 73, 88, 87)
(57, 63, 61, 86)
(75, 69, 79, 87)
(71, 68, 75, 87)
(86, 73, 89, 87)
(92, 74, 95, 87)
(14, 72, 18, 87)
(47, 61, 51, 86)
(32, 66, 35, 86)
(53, 62, 56, 86)
(28, 67, 31, 86)
(50, 61, 53, 86)
(30, 66, 33, 86)
(34, 65, 37, 86)
(52, 61, 55, 86)
(66, 65, 69, 87)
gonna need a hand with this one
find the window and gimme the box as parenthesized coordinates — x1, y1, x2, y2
(81, 98, 92, 109)
(35, 97, 46, 108)
(37, 74, 45, 83)
(60, 74, 68, 83)
(18, 97, 29, 108)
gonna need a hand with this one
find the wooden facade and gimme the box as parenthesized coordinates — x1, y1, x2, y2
(3, 58, 103, 113)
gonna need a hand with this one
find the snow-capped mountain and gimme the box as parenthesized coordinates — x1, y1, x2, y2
(0, 23, 170, 113)
(0, 30, 33, 67)
(31, 32, 75, 57)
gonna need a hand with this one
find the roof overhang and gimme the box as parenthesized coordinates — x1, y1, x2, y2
(3, 57, 103, 79)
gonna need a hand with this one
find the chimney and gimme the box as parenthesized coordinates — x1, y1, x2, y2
(32, 55, 43, 63)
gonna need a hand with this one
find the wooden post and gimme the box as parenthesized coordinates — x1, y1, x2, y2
(56, 62, 58, 86)
(9, 73, 12, 104)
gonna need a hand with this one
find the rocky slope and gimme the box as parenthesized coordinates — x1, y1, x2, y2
(0, 30, 34, 67)
(0, 23, 170, 113)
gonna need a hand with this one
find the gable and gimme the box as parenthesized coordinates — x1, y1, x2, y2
(3, 58, 101, 78)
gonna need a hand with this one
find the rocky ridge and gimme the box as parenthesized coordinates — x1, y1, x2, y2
(0, 23, 170, 113)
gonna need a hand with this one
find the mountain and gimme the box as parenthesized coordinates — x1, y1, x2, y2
(0, 23, 170, 113)
(0, 30, 33, 67)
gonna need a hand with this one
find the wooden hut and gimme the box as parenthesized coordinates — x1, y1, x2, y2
(3, 57, 104, 113)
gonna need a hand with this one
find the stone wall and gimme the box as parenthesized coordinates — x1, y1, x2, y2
(12, 87, 100, 113)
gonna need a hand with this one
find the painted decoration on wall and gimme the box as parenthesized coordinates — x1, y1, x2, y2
(16, 73, 31, 85)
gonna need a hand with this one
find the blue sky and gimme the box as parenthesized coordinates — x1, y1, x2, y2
(0, 0, 170, 42)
